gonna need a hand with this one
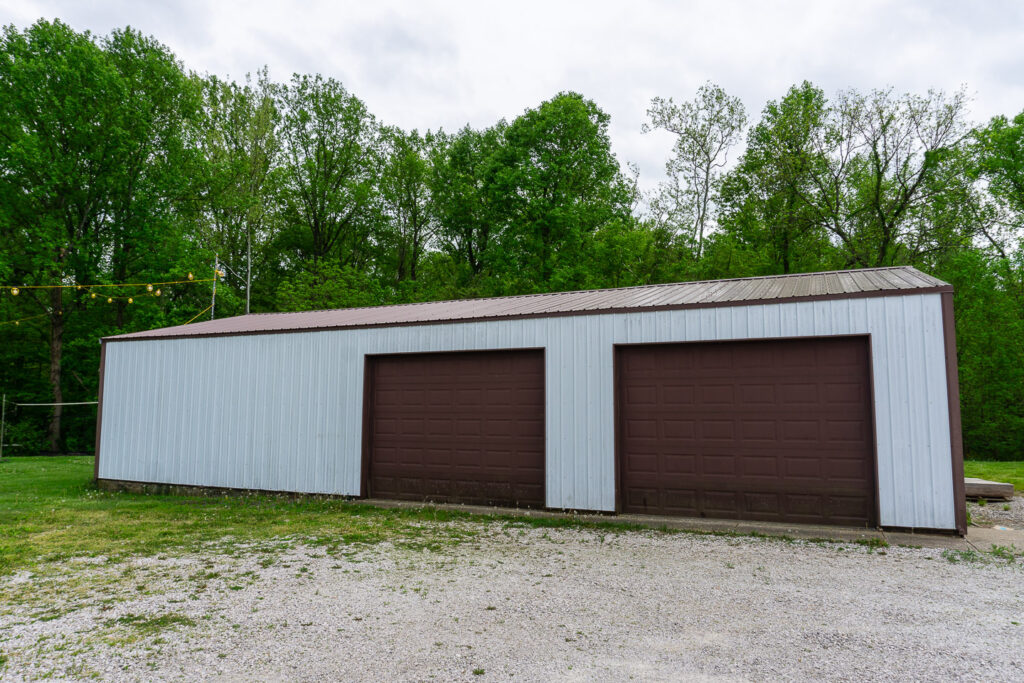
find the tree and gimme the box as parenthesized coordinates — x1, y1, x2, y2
(717, 82, 836, 274)
(823, 87, 974, 267)
(972, 111, 1024, 293)
(643, 82, 747, 257)
(377, 127, 435, 286)
(430, 124, 505, 282)
(936, 250, 1024, 459)
(489, 92, 636, 292)
(275, 74, 379, 269)
(198, 69, 282, 314)
(0, 20, 203, 451)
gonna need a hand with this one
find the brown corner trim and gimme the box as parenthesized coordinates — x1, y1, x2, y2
(93, 341, 107, 482)
(613, 346, 623, 514)
(940, 291, 967, 536)
(360, 356, 373, 499)
(103, 285, 954, 344)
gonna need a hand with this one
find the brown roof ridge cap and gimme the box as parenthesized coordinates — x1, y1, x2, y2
(242, 266, 932, 318)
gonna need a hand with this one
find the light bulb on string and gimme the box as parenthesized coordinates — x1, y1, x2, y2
(187, 272, 194, 281)
(11, 287, 18, 296)
(107, 297, 113, 303)
(90, 292, 96, 299)
(146, 284, 153, 292)
(155, 289, 161, 296)
(127, 297, 133, 304)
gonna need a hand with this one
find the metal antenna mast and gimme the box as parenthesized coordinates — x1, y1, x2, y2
(211, 253, 218, 320)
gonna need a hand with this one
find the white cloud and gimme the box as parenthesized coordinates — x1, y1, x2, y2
(4, 0, 1023, 193)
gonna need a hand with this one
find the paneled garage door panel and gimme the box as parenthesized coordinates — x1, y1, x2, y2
(368, 350, 545, 507)
(618, 337, 876, 526)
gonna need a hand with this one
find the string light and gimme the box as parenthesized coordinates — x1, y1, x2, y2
(3, 269, 222, 326)
(1, 276, 214, 291)
(0, 313, 48, 327)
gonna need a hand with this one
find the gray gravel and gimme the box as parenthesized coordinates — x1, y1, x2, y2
(2, 524, 1022, 681)
(969, 495, 1024, 529)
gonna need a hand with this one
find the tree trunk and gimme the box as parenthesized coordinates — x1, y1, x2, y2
(47, 288, 64, 453)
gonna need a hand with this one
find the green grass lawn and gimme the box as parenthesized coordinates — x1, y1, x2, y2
(964, 461, 1024, 491)
(0, 456, 632, 576)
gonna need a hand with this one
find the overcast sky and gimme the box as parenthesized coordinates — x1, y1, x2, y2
(4, 1, 1024, 192)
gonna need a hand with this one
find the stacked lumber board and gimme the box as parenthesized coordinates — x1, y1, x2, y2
(965, 478, 1015, 500)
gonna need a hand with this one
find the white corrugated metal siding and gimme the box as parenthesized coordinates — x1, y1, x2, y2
(97, 292, 955, 530)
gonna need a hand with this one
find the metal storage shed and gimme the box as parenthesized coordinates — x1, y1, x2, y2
(95, 266, 966, 533)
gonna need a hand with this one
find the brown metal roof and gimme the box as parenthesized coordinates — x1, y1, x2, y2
(106, 266, 950, 342)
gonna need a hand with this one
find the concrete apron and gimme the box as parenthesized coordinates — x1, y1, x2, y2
(362, 498, 1024, 552)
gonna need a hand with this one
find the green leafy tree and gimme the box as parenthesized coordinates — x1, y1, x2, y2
(275, 74, 379, 269)
(0, 20, 204, 451)
(197, 69, 282, 314)
(377, 127, 435, 286)
(430, 124, 505, 284)
(488, 92, 636, 293)
(644, 82, 747, 256)
(717, 82, 836, 274)
(827, 87, 974, 267)
(936, 250, 1024, 459)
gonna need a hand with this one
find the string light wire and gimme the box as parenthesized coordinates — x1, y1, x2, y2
(0, 313, 49, 327)
(183, 304, 213, 325)
(2, 269, 223, 327)
(2, 277, 215, 291)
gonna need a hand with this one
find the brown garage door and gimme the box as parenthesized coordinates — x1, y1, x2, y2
(618, 337, 876, 526)
(366, 349, 545, 507)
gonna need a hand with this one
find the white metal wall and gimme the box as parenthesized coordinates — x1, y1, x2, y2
(98, 292, 956, 529)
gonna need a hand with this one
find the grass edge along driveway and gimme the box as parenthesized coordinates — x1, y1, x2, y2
(0, 456, 652, 575)
(2, 456, 1022, 576)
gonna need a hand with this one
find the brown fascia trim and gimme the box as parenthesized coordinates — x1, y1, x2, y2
(93, 340, 107, 482)
(941, 291, 967, 536)
(103, 285, 955, 344)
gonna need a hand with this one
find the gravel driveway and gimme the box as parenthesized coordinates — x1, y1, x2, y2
(969, 495, 1024, 529)
(2, 524, 1022, 681)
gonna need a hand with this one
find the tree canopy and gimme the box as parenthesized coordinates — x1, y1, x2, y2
(2, 19, 1024, 460)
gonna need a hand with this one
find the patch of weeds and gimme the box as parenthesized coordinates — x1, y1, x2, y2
(1003, 504, 1012, 512)
(989, 545, 1021, 563)
(472, 668, 485, 676)
(942, 549, 982, 564)
(485, 606, 496, 611)
(853, 537, 889, 554)
(105, 612, 197, 636)
(0, 653, 6, 669)
(977, 498, 987, 507)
